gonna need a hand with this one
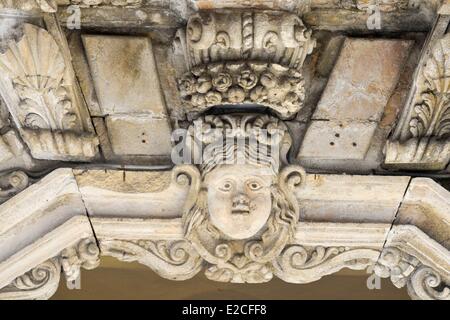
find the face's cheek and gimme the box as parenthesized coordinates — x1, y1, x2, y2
(207, 187, 234, 224)
(248, 188, 271, 215)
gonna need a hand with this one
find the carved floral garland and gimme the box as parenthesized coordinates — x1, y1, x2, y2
(179, 62, 305, 119)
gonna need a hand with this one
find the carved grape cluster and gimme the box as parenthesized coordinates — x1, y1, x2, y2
(178, 61, 305, 119)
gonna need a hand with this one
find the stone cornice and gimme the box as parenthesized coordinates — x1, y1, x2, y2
(0, 167, 447, 299)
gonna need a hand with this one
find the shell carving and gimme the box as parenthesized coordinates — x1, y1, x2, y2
(0, 24, 78, 131)
(0, 24, 65, 92)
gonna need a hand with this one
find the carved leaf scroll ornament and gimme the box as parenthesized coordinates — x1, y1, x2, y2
(100, 239, 203, 281)
(374, 247, 450, 300)
(409, 34, 450, 139)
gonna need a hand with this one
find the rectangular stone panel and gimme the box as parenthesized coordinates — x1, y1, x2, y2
(105, 115, 172, 156)
(295, 174, 411, 223)
(82, 35, 166, 115)
(298, 120, 377, 160)
(312, 38, 413, 122)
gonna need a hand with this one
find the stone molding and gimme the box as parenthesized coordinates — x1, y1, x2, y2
(0, 167, 448, 299)
(375, 225, 450, 300)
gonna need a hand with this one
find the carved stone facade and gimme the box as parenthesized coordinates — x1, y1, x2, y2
(0, 0, 449, 300)
(0, 23, 99, 161)
(177, 10, 315, 119)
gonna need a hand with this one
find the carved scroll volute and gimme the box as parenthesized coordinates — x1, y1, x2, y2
(0, 258, 61, 300)
(187, 12, 217, 50)
(100, 239, 203, 281)
(374, 247, 450, 300)
(280, 15, 315, 68)
(172, 164, 201, 214)
(407, 266, 450, 300)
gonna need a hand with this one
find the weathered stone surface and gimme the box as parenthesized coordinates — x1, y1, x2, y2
(0, 2, 449, 301)
(0, 169, 87, 264)
(82, 35, 167, 116)
(73, 169, 189, 218)
(105, 115, 172, 156)
(298, 38, 412, 162)
(312, 39, 413, 122)
(395, 178, 450, 249)
(295, 174, 411, 223)
(298, 121, 377, 160)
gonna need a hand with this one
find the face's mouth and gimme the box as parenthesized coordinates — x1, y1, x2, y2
(231, 204, 250, 215)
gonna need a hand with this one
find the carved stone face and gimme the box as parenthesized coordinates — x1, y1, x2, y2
(204, 164, 274, 240)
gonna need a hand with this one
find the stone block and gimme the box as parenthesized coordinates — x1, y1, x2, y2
(298, 120, 377, 160)
(82, 35, 166, 115)
(105, 115, 172, 156)
(312, 38, 413, 122)
(295, 174, 411, 223)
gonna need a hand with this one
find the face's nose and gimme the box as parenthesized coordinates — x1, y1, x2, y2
(232, 193, 249, 207)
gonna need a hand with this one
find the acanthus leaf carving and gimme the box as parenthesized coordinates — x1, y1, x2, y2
(100, 239, 203, 281)
(0, 23, 99, 161)
(0, 24, 79, 132)
(274, 245, 380, 284)
(385, 32, 450, 170)
(409, 35, 450, 139)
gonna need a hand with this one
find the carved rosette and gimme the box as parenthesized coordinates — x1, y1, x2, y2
(0, 24, 99, 161)
(374, 247, 450, 300)
(177, 10, 315, 120)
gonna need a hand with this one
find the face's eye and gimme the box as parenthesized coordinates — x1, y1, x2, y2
(247, 181, 262, 191)
(218, 181, 233, 192)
